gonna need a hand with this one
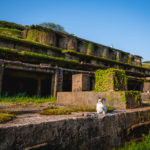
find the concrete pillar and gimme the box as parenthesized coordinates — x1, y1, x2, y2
(37, 79, 41, 97)
(0, 65, 4, 96)
(128, 54, 133, 64)
(53, 69, 63, 97)
(137, 58, 142, 66)
(72, 74, 90, 91)
(67, 38, 77, 51)
(116, 51, 121, 61)
(102, 47, 109, 58)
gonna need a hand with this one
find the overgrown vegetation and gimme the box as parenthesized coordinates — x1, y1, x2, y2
(26, 29, 41, 42)
(118, 132, 150, 150)
(62, 50, 150, 71)
(0, 34, 63, 52)
(0, 113, 15, 123)
(40, 105, 114, 115)
(0, 93, 56, 103)
(95, 68, 127, 92)
(0, 21, 149, 72)
(126, 91, 142, 103)
(0, 27, 22, 38)
(0, 47, 78, 64)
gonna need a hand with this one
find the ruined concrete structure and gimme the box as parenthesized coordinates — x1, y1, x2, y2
(0, 21, 150, 98)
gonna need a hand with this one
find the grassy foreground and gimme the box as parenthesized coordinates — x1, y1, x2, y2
(118, 132, 150, 150)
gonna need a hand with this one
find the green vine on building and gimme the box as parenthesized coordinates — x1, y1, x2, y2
(95, 68, 127, 92)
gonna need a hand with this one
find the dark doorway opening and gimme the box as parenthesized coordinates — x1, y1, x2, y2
(63, 72, 72, 91)
(2, 75, 37, 96)
(41, 79, 51, 97)
(90, 76, 95, 91)
(127, 79, 143, 91)
(2, 69, 52, 97)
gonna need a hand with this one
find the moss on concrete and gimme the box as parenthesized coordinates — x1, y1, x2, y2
(0, 34, 148, 72)
(40, 106, 96, 115)
(0, 34, 62, 53)
(62, 50, 149, 71)
(40, 106, 114, 115)
(87, 43, 94, 55)
(0, 27, 22, 38)
(0, 47, 79, 64)
(0, 113, 15, 123)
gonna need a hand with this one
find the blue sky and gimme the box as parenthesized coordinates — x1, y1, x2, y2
(0, 0, 150, 61)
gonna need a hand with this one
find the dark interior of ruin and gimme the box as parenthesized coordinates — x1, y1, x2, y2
(127, 79, 143, 91)
(63, 72, 72, 91)
(2, 69, 52, 97)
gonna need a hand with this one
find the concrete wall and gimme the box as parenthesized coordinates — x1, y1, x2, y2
(57, 91, 141, 109)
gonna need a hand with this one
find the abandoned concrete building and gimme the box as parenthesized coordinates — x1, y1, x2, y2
(0, 21, 150, 103)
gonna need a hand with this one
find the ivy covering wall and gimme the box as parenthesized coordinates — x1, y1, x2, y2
(95, 68, 127, 92)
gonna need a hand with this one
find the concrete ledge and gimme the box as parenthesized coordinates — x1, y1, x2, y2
(57, 91, 141, 109)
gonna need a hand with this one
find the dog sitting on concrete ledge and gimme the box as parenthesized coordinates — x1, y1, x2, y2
(96, 98, 107, 114)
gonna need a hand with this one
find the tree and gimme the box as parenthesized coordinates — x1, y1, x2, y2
(39, 22, 66, 32)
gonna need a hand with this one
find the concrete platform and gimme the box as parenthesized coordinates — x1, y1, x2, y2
(1, 107, 150, 150)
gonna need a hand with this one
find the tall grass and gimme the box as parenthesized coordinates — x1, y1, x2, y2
(0, 93, 56, 103)
(118, 132, 150, 150)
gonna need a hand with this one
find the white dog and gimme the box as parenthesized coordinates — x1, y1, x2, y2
(96, 98, 107, 114)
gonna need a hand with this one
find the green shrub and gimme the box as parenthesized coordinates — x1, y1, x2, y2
(118, 132, 150, 150)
